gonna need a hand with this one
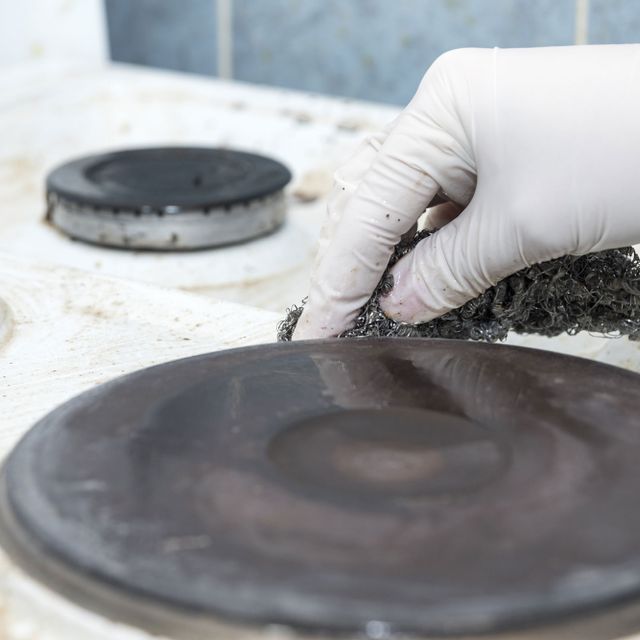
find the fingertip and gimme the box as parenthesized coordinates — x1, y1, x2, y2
(291, 305, 344, 341)
(291, 311, 320, 341)
(379, 255, 434, 324)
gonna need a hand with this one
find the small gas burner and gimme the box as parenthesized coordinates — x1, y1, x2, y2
(4, 340, 640, 639)
(45, 147, 292, 250)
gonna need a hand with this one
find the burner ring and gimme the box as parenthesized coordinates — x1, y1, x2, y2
(4, 339, 640, 639)
(45, 147, 292, 250)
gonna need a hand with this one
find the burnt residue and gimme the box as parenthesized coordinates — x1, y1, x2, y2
(278, 230, 640, 342)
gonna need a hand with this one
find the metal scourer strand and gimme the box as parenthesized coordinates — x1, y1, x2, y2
(46, 147, 291, 250)
(278, 230, 640, 342)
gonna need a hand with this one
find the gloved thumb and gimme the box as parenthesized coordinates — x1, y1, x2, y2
(380, 201, 527, 324)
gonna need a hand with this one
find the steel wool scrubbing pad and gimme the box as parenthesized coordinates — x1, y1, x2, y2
(278, 231, 640, 342)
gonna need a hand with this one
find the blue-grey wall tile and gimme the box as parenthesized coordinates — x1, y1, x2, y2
(589, 0, 640, 44)
(233, 0, 576, 105)
(105, 0, 218, 76)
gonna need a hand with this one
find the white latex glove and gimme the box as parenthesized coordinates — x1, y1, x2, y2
(294, 45, 640, 339)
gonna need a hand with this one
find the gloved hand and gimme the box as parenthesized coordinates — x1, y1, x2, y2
(294, 44, 640, 339)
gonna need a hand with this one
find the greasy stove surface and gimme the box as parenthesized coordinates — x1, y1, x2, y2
(3, 339, 640, 639)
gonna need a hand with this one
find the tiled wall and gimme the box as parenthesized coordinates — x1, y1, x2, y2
(105, 0, 639, 105)
(106, 0, 218, 76)
(589, 0, 640, 43)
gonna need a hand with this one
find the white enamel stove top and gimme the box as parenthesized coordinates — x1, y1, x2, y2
(3, 62, 640, 640)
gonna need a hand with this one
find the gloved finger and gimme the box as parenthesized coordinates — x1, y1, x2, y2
(380, 200, 528, 324)
(294, 115, 442, 340)
(424, 201, 464, 230)
(315, 121, 397, 267)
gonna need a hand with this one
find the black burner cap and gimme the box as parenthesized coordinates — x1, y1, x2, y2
(46, 147, 292, 211)
(4, 340, 640, 639)
(45, 147, 292, 250)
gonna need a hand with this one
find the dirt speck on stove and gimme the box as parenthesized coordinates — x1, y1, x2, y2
(0, 297, 14, 352)
(292, 169, 333, 203)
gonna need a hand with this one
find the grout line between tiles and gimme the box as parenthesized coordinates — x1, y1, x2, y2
(575, 0, 590, 45)
(216, 0, 233, 78)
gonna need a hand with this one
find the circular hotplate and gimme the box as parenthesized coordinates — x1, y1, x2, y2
(45, 147, 292, 250)
(4, 340, 640, 639)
